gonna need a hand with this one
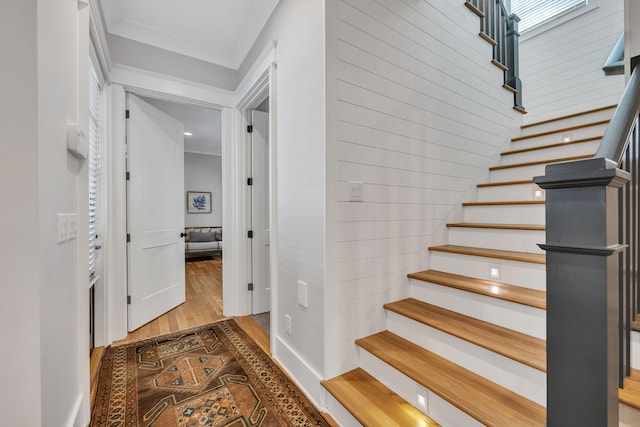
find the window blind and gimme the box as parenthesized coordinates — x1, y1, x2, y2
(511, 0, 587, 32)
(88, 63, 101, 282)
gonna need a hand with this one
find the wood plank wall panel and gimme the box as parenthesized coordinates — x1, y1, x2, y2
(519, 0, 624, 123)
(325, 0, 522, 377)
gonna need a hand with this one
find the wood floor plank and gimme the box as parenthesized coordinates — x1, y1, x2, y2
(356, 331, 546, 426)
(90, 346, 105, 411)
(477, 179, 533, 188)
(462, 200, 545, 206)
(501, 136, 601, 156)
(489, 154, 592, 171)
(447, 222, 544, 231)
(322, 368, 440, 427)
(429, 245, 546, 264)
(384, 298, 546, 371)
(408, 269, 546, 309)
(512, 120, 610, 142)
(521, 105, 616, 129)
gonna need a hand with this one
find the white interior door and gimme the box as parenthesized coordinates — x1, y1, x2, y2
(127, 94, 185, 331)
(251, 109, 270, 315)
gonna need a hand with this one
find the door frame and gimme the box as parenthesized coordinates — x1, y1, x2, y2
(102, 43, 278, 344)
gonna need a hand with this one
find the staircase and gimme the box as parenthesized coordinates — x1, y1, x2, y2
(322, 104, 640, 426)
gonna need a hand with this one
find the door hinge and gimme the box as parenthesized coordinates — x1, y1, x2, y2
(248, 283, 254, 291)
(248, 230, 254, 239)
(247, 125, 253, 133)
(126, 233, 131, 243)
(247, 177, 253, 186)
(126, 171, 130, 181)
(127, 296, 131, 304)
(125, 109, 130, 119)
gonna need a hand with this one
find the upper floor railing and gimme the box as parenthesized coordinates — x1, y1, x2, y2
(534, 63, 640, 426)
(465, 0, 524, 112)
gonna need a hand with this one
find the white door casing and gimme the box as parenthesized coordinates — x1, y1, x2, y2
(126, 94, 185, 331)
(251, 109, 270, 315)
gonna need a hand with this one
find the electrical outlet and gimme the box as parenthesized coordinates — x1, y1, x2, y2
(285, 314, 292, 335)
(298, 280, 308, 307)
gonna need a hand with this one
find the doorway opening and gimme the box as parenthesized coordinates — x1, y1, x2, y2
(249, 97, 271, 335)
(121, 94, 225, 342)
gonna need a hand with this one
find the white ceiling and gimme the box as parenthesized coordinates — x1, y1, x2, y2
(143, 97, 222, 156)
(101, 0, 280, 70)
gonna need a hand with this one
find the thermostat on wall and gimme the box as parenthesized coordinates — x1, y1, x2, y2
(67, 124, 88, 158)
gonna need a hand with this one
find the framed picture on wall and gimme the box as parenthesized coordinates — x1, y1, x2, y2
(187, 191, 212, 214)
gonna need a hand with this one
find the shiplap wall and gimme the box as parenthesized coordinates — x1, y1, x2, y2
(324, 0, 523, 377)
(519, 0, 624, 123)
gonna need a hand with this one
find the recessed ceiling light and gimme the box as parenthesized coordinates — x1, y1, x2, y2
(184, 132, 193, 136)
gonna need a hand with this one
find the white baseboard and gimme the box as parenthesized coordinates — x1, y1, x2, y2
(66, 393, 85, 427)
(274, 335, 325, 409)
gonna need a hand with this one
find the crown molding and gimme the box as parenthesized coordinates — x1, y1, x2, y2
(88, 0, 112, 82)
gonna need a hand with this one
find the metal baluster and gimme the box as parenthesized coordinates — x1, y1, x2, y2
(619, 153, 628, 387)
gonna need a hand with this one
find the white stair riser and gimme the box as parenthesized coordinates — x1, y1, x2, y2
(464, 204, 546, 224)
(448, 227, 545, 254)
(409, 279, 546, 339)
(490, 163, 548, 182)
(429, 251, 546, 291)
(511, 123, 609, 150)
(632, 330, 640, 370)
(324, 392, 362, 427)
(477, 183, 543, 201)
(500, 139, 600, 165)
(621, 402, 640, 427)
(520, 109, 613, 137)
(358, 349, 483, 427)
(386, 312, 547, 406)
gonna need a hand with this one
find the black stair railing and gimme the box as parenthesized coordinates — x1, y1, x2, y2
(465, 0, 524, 111)
(534, 62, 640, 426)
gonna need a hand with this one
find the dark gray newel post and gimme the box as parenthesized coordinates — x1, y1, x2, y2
(534, 157, 629, 427)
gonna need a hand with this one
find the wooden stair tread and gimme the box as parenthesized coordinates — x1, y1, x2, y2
(447, 222, 544, 230)
(464, 1, 484, 18)
(501, 136, 601, 156)
(632, 316, 640, 332)
(512, 120, 610, 142)
(463, 200, 544, 206)
(322, 368, 440, 427)
(620, 369, 640, 410)
(385, 298, 546, 371)
(521, 105, 616, 129)
(477, 179, 534, 188)
(429, 245, 546, 264)
(356, 331, 546, 426)
(490, 154, 592, 171)
(408, 269, 546, 309)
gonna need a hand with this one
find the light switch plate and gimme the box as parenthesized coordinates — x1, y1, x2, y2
(349, 181, 364, 202)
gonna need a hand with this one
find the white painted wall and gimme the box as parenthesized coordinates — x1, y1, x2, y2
(519, 0, 625, 123)
(1, 0, 92, 424)
(323, 0, 523, 378)
(184, 153, 222, 227)
(240, 0, 327, 403)
(625, 0, 640, 78)
(0, 3, 41, 426)
(38, 0, 91, 425)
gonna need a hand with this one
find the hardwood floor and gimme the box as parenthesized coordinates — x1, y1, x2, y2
(115, 257, 224, 345)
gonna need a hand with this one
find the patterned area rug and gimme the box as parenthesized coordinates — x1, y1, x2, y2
(91, 319, 329, 426)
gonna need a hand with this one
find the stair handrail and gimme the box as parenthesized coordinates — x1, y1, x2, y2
(466, 0, 524, 111)
(595, 66, 640, 162)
